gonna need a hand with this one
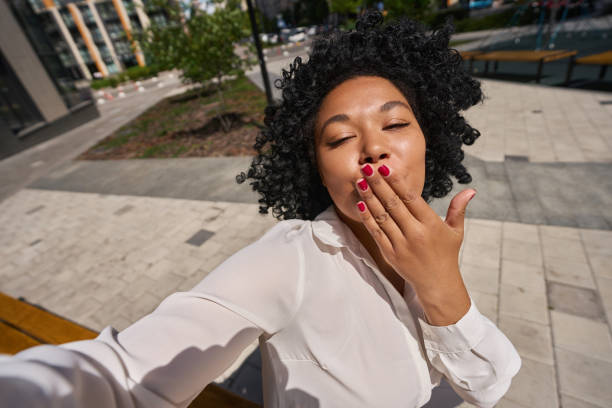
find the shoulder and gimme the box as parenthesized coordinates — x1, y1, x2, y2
(190, 219, 313, 333)
(256, 218, 312, 246)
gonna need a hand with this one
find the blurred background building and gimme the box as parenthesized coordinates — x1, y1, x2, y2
(0, 0, 170, 159)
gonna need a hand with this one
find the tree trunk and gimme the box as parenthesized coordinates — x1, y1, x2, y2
(215, 74, 232, 133)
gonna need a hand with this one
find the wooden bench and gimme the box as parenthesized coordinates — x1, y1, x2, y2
(565, 50, 612, 83)
(468, 50, 578, 83)
(0, 292, 259, 408)
(459, 50, 485, 72)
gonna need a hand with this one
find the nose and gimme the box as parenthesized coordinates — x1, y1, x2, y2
(359, 130, 389, 165)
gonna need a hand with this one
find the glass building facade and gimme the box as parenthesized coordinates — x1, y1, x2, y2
(13, 0, 169, 80)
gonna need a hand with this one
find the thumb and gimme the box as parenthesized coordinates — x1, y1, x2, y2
(445, 189, 476, 232)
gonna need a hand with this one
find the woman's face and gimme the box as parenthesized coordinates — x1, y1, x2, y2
(314, 76, 426, 222)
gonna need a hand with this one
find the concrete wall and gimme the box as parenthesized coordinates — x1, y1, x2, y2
(0, 1, 68, 123)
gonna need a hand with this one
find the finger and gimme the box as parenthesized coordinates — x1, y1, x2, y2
(445, 189, 476, 233)
(356, 200, 394, 254)
(376, 164, 435, 223)
(355, 177, 404, 246)
(360, 163, 417, 234)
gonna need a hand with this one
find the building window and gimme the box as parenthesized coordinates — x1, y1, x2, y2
(91, 27, 104, 43)
(106, 22, 125, 40)
(0, 50, 44, 134)
(80, 5, 96, 25)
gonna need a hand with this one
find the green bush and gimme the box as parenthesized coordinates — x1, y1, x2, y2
(89, 64, 160, 90)
(90, 78, 110, 90)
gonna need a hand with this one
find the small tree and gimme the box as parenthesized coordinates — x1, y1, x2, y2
(329, 0, 361, 15)
(140, 0, 255, 132)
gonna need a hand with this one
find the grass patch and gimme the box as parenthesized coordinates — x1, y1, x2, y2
(79, 75, 267, 160)
(449, 38, 477, 47)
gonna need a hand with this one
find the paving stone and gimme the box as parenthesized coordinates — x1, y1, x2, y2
(551, 311, 612, 363)
(503, 357, 558, 408)
(469, 290, 498, 324)
(540, 224, 581, 240)
(464, 224, 501, 247)
(541, 236, 588, 263)
(561, 394, 604, 408)
(495, 398, 529, 408)
(581, 229, 612, 256)
(145, 272, 184, 299)
(460, 263, 499, 295)
(575, 215, 611, 230)
(501, 260, 546, 293)
(547, 281, 607, 323)
(468, 218, 502, 229)
(556, 348, 612, 408)
(119, 292, 160, 323)
(593, 275, 612, 325)
(589, 254, 612, 278)
(145, 258, 179, 280)
(461, 242, 500, 270)
(502, 239, 543, 267)
(503, 222, 539, 244)
(500, 284, 549, 325)
(498, 315, 554, 365)
(544, 256, 596, 289)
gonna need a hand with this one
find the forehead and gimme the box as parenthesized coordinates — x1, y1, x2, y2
(317, 77, 408, 120)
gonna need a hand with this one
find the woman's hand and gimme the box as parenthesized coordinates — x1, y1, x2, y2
(355, 163, 474, 326)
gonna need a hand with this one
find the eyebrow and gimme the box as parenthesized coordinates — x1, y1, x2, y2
(318, 100, 412, 138)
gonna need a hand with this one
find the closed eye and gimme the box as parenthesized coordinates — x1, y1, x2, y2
(384, 123, 409, 130)
(327, 136, 354, 147)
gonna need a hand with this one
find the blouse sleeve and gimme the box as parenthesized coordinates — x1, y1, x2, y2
(410, 297, 522, 408)
(0, 220, 306, 408)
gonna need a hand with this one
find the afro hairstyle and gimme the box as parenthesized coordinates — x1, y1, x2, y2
(237, 9, 483, 221)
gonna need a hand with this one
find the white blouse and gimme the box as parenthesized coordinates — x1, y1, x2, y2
(0, 206, 521, 408)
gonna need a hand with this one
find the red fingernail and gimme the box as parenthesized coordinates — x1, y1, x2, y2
(357, 201, 366, 212)
(361, 164, 373, 177)
(378, 165, 390, 177)
(357, 178, 368, 191)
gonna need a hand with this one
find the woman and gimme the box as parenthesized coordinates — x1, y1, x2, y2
(0, 10, 520, 408)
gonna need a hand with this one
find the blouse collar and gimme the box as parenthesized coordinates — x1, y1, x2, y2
(311, 206, 375, 266)
(311, 206, 417, 305)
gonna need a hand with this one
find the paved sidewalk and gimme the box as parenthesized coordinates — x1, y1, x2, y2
(0, 73, 183, 203)
(1, 52, 611, 406)
(1, 188, 611, 407)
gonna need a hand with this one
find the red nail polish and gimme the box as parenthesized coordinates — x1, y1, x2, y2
(378, 165, 390, 177)
(361, 164, 373, 177)
(357, 178, 368, 191)
(357, 201, 366, 212)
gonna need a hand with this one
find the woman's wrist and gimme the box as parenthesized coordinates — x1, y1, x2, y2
(416, 279, 471, 326)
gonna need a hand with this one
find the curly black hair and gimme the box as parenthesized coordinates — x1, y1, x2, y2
(237, 10, 483, 220)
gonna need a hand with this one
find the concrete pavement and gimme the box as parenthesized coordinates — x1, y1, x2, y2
(1, 52, 612, 406)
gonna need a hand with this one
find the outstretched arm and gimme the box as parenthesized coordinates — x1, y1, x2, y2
(0, 220, 305, 408)
(1, 293, 262, 408)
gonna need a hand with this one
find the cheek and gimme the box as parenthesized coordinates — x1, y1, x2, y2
(316, 149, 360, 202)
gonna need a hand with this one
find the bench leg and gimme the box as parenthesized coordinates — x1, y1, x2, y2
(599, 65, 608, 80)
(536, 60, 544, 84)
(494, 61, 499, 73)
(484, 61, 490, 75)
(565, 56, 575, 85)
